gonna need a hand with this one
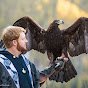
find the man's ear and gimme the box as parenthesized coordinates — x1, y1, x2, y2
(12, 40, 17, 46)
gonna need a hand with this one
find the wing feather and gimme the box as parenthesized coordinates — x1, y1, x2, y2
(0, 40, 5, 48)
(62, 17, 88, 56)
(13, 16, 46, 53)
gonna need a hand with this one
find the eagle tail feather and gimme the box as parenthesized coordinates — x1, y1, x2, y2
(49, 59, 77, 83)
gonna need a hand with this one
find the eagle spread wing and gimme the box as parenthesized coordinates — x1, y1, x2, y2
(0, 16, 88, 83)
(13, 16, 46, 53)
(62, 17, 88, 56)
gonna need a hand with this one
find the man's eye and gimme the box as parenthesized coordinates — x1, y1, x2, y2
(22, 39, 24, 40)
(22, 38, 26, 40)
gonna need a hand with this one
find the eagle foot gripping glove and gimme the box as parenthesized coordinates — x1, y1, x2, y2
(55, 56, 65, 69)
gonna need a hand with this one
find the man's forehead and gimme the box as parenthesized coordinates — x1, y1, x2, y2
(19, 32, 26, 38)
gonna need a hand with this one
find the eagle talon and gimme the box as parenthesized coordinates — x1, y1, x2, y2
(55, 57, 65, 69)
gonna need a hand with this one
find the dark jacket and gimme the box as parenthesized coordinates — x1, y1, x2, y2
(0, 49, 40, 88)
(0, 61, 40, 88)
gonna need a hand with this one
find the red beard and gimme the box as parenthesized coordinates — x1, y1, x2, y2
(16, 40, 27, 53)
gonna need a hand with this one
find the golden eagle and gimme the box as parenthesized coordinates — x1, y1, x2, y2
(0, 16, 88, 83)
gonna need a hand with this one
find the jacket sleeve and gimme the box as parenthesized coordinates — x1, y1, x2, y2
(29, 58, 65, 87)
(39, 63, 56, 87)
(0, 62, 17, 88)
(41, 63, 55, 75)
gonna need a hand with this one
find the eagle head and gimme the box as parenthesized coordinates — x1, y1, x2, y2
(54, 20, 64, 25)
(47, 20, 64, 32)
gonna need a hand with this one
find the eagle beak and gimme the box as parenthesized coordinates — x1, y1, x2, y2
(57, 20, 64, 24)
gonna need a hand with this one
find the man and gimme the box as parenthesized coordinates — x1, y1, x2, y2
(0, 26, 65, 88)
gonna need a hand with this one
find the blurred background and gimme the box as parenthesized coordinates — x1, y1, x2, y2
(0, 0, 88, 88)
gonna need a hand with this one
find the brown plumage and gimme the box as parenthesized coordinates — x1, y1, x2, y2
(0, 16, 88, 83)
